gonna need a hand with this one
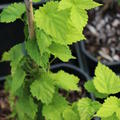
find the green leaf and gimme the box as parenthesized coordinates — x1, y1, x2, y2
(101, 113, 119, 120)
(66, 22, 85, 44)
(16, 95, 37, 120)
(36, 29, 52, 55)
(77, 98, 101, 120)
(48, 42, 74, 62)
(59, 0, 101, 10)
(25, 40, 41, 65)
(50, 70, 79, 91)
(30, 72, 55, 104)
(93, 62, 120, 94)
(84, 80, 108, 99)
(40, 52, 50, 69)
(0, 3, 25, 23)
(9, 43, 25, 71)
(25, 40, 50, 69)
(42, 93, 69, 120)
(59, 0, 100, 32)
(70, 6, 88, 31)
(4, 75, 12, 92)
(33, 0, 41, 2)
(63, 107, 79, 120)
(96, 96, 120, 119)
(11, 66, 26, 94)
(1, 52, 10, 62)
(34, 1, 70, 45)
(35, 1, 86, 45)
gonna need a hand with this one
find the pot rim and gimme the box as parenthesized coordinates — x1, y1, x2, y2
(50, 63, 91, 80)
(81, 41, 120, 66)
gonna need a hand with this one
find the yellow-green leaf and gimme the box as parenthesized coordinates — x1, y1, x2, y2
(94, 63, 120, 94)
(30, 72, 55, 104)
(50, 70, 79, 91)
(48, 42, 74, 62)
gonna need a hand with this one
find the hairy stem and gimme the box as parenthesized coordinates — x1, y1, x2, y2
(24, 0, 35, 40)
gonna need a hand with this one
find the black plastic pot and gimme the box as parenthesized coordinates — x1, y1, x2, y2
(80, 41, 120, 76)
(50, 63, 95, 100)
(50, 63, 100, 120)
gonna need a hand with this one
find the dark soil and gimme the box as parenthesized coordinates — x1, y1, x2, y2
(84, 3, 120, 63)
(59, 79, 87, 103)
(0, 84, 11, 120)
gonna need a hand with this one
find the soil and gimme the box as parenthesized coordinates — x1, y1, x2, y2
(84, 2, 120, 64)
(0, 84, 11, 120)
(59, 79, 87, 103)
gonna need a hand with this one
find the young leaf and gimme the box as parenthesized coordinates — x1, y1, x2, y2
(34, 1, 70, 45)
(36, 29, 52, 55)
(59, 0, 101, 10)
(101, 113, 119, 120)
(93, 63, 120, 94)
(11, 66, 26, 94)
(0, 3, 25, 23)
(9, 43, 25, 70)
(96, 96, 120, 119)
(48, 42, 74, 62)
(77, 98, 101, 120)
(70, 7, 88, 31)
(30, 72, 55, 104)
(16, 95, 37, 120)
(63, 107, 79, 120)
(66, 22, 85, 44)
(1, 52, 10, 62)
(25, 40, 41, 65)
(84, 80, 108, 99)
(50, 70, 79, 91)
(59, 0, 100, 31)
(25, 40, 50, 69)
(40, 52, 50, 69)
(42, 93, 69, 120)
